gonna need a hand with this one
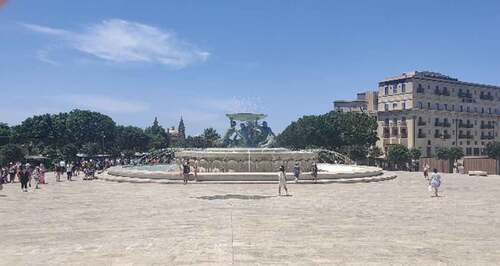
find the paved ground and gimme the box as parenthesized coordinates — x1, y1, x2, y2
(1, 171, 499, 265)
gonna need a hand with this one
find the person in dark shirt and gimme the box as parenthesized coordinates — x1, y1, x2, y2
(182, 160, 191, 185)
(19, 166, 29, 192)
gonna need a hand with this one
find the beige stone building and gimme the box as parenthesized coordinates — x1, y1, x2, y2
(334, 91, 378, 114)
(376, 71, 500, 157)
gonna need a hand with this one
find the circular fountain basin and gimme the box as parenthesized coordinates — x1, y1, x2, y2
(106, 163, 384, 182)
(175, 148, 318, 172)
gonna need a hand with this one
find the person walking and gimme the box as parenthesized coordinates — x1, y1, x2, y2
(19, 166, 29, 192)
(293, 162, 301, 183)
(8, 163, 16, 183)
(278, 165, 289, 196)
(429, 168, 441, 197)
(311, 162, 318, 183)
(423, 163, 430, 180)
(182, 160, 191, 184)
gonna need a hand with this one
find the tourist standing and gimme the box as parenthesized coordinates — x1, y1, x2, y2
(311, 162, 318, 183)
(33, 166, 40, 189)
(278, 165, 289, 196)
(66, 162, 73, 181)
(293, 162, 301, 183)
(39, 163, 46, 184)
(423, 163, 430, 180)
(429, 168, 441, 197)
(9, 163, 16, 183)
(193, 159, 199, 182)
(182, 160, 191, 184)
(19, 166, 29, 192)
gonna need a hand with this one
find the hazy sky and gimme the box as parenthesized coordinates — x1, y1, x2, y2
(1, 0, 500, 135)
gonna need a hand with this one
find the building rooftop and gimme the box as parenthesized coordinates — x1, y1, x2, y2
(381, 71, 500, 89)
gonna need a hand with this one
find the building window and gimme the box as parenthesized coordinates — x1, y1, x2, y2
(444, 104, 448, 110)
(452, 105, 455, 111)
(384, 87, 388, 95)
(402, 83, 406, 93)
(384, 104, 389, 111)
(402, 102, 406, 110)
(418, 102, 423, 109)
(393, 103, 397, 109)
(435, 103, 440, 110)
(428, 102, 431, 109)
(467, 106, 470, 112)
(460, 106, 463, 112)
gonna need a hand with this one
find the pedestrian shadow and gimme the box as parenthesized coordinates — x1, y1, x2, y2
(195, 194, 277, 200)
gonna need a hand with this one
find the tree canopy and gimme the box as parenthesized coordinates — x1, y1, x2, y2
(386, 144, 410, 169)
(277, 111, 378, 160)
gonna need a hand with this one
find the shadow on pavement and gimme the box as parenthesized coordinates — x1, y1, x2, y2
(195, 194, 277, 200)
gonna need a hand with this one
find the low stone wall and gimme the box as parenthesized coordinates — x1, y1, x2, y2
(106, 164, 383, 182)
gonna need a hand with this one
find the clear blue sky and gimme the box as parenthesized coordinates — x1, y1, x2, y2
(1, 0, 500, 135)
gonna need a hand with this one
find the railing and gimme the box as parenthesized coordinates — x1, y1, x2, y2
(481, 135, 495, 140)
(458, 123, 474, 128)
(458, 134, 474, 139)
(480, 94, 494, 101)
(417, 133, 427, 138)
(481, 124, 494, 129)
(458, 91, 473, 98)
(434, 133, 442, 139)
(443, 122, 451, 127)
(443, 133, 452, 139)
(417, 88, 424, 93)
(417, 121, 426, 126)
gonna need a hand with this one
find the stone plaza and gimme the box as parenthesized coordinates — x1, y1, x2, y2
(1, 172, 499, 265)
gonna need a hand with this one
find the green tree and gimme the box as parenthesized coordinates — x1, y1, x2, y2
(81, 142, 100, 157)
(145, 117, 170, 150)
(368, 146, 383, 159)
(115, 126, 151, 152)
(277, 111, 378, 153)
(0, 122, 10, 146)
(0, 144, 25, 166)
(409, 148, 422, 160)
(486, 142, 500, 174)
(202, 128, 221, 148)
(435, 147, 463, 173)
(185, 135, 208, 148)
(387, 144, 410, 170)
(61, 143, 78, 162)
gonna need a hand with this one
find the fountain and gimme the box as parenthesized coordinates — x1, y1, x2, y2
(103, 113, 392, 183)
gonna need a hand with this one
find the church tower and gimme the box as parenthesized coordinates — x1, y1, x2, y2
(178, 116, 186, 140)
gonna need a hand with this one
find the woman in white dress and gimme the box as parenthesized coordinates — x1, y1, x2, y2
(429, 168, 441, 197)
(278, 165, 289, 196)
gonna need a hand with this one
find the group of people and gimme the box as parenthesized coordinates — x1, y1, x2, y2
(0, 158, 109, 192)
(1, 162, 47, 192)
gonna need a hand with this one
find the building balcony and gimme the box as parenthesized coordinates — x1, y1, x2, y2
(480, 124, 495, 129)
(434, 133, 442, 139)
(458, 134, 474, 139)
(458, 91, 473, 98)
(417, 133, 427, 138)
(481, 135, 495, 140)
(443, 133, 452, 139)
(417, 121, 426, 126)
(458, 123, 474, 128)
(480, 94, 494, 101)
(434, 89, 450, 96)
